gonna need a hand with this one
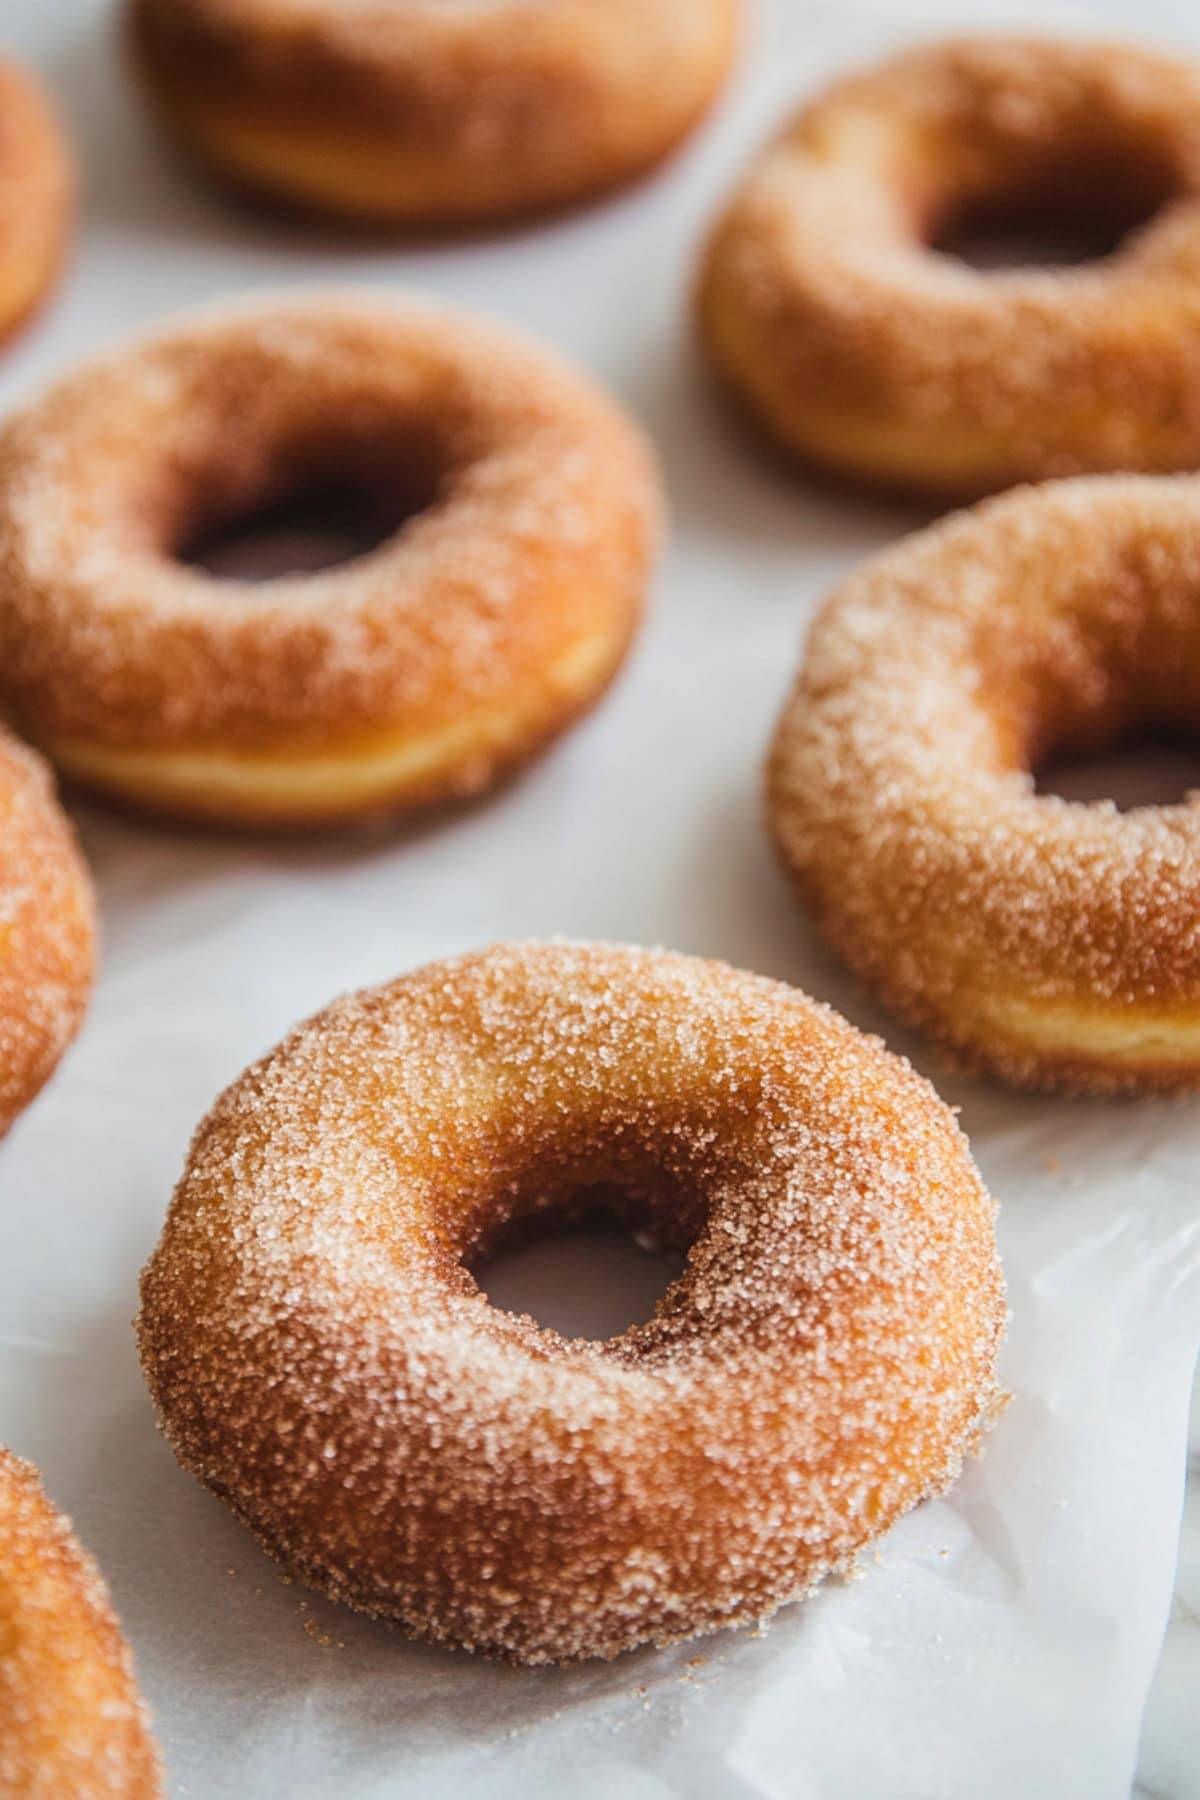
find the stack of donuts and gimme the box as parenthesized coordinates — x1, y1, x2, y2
(2, 3, 1197, 1786)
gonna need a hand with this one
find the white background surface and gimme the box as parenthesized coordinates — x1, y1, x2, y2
(1, 2, 1199, 1797)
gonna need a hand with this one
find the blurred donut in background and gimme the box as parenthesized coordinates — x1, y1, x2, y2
(0, 59, 72, 348)
(127, 0, 741, 226)
(0, 293, 661, 830)
(0, 729, 94, 1139)
(700, 36, 1200, 501)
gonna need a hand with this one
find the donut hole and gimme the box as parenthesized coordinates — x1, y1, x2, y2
(477, 1217, 689, 1342)
(182, 479, 406, 580)
(1018, 627, 1200, 808)
(470, 1177, 695, 1341)
(172, 423, 450, 581)
(927, 144, 1181, 271)
(1035, 728, 1200, 810)
(936, 204, 1136, 270)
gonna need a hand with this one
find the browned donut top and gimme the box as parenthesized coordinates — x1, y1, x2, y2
(0, 294, 661, 753)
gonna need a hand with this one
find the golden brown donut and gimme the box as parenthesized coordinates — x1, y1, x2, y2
(127, 0, 740, 227)
(137, 941, 1006, 1665)
(0, 728, 94, 1138)
(0, 1447, 163, 1800)
(0, 61, 72, 350)
(699, 37, 1200, 502)
(768, 473, 1200, 1095)
(0, 294, 660, 830)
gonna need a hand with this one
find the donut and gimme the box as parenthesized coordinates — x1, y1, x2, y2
(0, 61, 72, 352)
(0, 728, 94, 1138)
(137, 941, 1006, 1665)
(699, 37, 1200, 501)
(767, 472, 1200, 1095)
(127, 0, 740, 227)
(0, 294, 660, 830)
(0, 1447, 163, 1799)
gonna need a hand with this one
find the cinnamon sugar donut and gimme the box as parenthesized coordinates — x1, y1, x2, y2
(0, 1447, 163, 1799)
(768, 473, 1200, 1095)
(700, 37, 1200, 501)
(0, 294, 659, 829)
(0, 61, 72, 351)
(127, 0, 740, 227)
(0, 728, 94, 1138)
(137, 941, 1006, 1665)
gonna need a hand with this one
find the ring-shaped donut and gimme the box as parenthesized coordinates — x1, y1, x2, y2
(700, 37, 1200, 501)
(0, 295, 660, 830)
(0, 729, 94, 1138)
(0, 60, 72, 349)
(769, 474, 1200, 1095)
(137, 941, 1006, 1665)
(0, 1447, 163, 1799)
(128, 0, 741, 226)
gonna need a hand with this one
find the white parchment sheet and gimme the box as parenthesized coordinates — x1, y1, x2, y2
(2, 1, 1198, 1795)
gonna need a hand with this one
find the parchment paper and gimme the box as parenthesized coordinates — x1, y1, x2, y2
(1, 1, 1198, 1795)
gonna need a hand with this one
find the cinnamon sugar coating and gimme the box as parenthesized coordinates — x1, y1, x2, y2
(0, 60, 72, 350)
(0, 1447, 163, 1800)
(0, 293, 661, 828)
(137, 941, 1006, 1665)
(700, 36, 1200, 501)
(127, 0, 740, 226)
(769, 473, 1200, 1094)
(0, 728, 94, 1137)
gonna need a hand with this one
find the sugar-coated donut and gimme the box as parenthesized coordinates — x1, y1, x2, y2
(0, 1447, 163, 1800)
(138, 941, 1005, 1665)
(0, 295, 660, 830)
(0, 729, 94, 1138)
(0, 61, 72, 351)
(127, 0, 740, 226)
(768, 473, 1200, 1095)
(700, 37, 1200, 501)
